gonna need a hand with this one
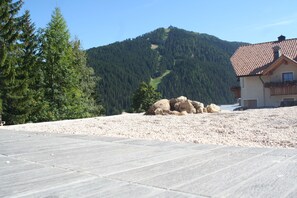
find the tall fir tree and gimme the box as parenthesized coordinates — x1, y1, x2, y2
(18, 10, 43, 123)
(40, 8, 102, 120)
(0, 0, 23, 124)
(40, 7, 75, 120)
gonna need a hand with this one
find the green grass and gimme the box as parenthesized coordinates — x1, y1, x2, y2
(150, 70, 171, 89)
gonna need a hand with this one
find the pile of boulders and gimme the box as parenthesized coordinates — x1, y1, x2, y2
(145, 96, 220, 115)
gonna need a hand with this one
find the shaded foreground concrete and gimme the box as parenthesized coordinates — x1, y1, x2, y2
(0, 129, 296, 198)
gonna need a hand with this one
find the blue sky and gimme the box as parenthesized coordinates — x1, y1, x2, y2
(22, 0, 297, 49)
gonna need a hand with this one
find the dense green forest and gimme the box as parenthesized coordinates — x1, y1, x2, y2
(0, 1, 103, 124)
(87, 27, 245, 115)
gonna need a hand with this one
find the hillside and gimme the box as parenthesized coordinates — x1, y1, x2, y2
(87, 27, 246, 115)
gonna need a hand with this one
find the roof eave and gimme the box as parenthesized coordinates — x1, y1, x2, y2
(236, 74, 262, 78)
(262, 55, 297, 75)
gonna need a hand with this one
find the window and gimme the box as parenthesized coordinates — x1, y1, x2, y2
(282, 72, 294, 82)
(243, 100, 257, 108)
(281, 98, 295, 107)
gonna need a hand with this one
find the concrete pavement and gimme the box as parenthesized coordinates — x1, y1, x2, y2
(0, 129, 296, 197)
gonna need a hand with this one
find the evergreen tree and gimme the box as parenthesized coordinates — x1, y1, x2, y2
(0, 0, 23, 124)
(132, 82, 161, 113)
(39, 7, 77, 120)
(19, 10, 44, 123)
(71, 39, 104, 116)
(40, 8, 103, 120)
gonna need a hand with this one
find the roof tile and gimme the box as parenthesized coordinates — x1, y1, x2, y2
(231, 38, 297, 76)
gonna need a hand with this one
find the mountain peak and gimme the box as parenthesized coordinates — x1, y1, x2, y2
(87, 28, 245, 115)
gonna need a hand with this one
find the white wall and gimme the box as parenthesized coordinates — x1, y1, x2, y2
(241, 62, 297, 108)
(270, 62, 297, 81)
(240, 76, 265, 107)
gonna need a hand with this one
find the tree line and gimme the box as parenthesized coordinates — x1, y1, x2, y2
(0, 0, 103, 125)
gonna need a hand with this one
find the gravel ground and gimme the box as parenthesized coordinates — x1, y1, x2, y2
(2, 107, 297, 148)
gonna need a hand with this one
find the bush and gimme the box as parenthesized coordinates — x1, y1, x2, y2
(132, 82, 161, 112)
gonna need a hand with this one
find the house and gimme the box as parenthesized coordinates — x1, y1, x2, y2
(231, 35, 297, 108)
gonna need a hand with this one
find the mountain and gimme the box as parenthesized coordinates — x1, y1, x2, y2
(86, 27, 246, 115)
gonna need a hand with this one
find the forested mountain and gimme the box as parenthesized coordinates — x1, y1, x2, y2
(87, 27, 246, 115)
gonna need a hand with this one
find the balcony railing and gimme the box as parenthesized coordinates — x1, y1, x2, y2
(264, 81, 297, 96)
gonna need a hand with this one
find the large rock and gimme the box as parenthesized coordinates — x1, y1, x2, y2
(206, 103, 220, 113)
(176, 96, 187, 102)
(169, 98, 177, 111)
(146, 97, 221, 115)
(174, 100, 196, 114)
(191, 101, 204, 113)
(146, 99, 170, 115)
(154, 108, 164, 115)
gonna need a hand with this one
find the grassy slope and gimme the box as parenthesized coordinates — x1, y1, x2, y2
(150, 70, 171, 89)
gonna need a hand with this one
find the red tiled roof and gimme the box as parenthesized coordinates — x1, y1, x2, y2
(231, 38, 297, 76)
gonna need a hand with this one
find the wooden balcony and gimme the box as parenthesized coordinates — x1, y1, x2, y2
(264, 81, 297, 96)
